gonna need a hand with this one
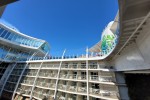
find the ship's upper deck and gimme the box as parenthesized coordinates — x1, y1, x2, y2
(0, 21, 50, 56)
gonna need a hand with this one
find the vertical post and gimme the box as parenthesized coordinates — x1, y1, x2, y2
(0, 63, 17, 96)
(29, 52, 49, 100)
(54, 49, 66, 100)
(11, 52, 38, 100)
(86, 47, 89, 100)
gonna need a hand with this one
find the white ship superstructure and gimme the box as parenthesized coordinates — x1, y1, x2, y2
(0, 0, 150, 100)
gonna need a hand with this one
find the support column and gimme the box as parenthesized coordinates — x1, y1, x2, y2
(86, 47, 89, 100)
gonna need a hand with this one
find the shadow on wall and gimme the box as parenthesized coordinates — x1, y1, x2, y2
(125, 74, 150, 100)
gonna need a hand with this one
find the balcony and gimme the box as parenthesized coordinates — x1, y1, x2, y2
(33, 91, 55, 100)
(89, 75, 115, 83)
(61, 64, 86, 69)
(89, 88, 119, 99)
(88, 64, 114, 70)
(58, 84, 67, 90)
(59, 74, 86, 81)
(15, 65, 24, 69)
(22, 80, 34, 85)
(58, 95, 65, 100)
(66, 85, 77, 92)
(38, 73, 57, 78)
(41, 64, 59, 69)
(4, 86, 15, 92)
(24, 72, 37, 76)
(36, 82, 56, 89)
(11, 71, 22, 75)
(32, 91, 43, 99)
(29, 65, 40, 69)
(77, 87, 87, 94)
(7, 78, 18, 83)
(16, 88, 31, 95)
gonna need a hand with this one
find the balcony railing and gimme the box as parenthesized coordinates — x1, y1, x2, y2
(28, 39, 116, 61)
(58, 84, 67, 90)
(15, 65, 24, 69)
(7, 78, 18, 83)
(35, 82, 56, 89)
(33, 91, 54, 100)
(77, 87, 87, 93)
(89, 75, 115, 82)
(41, 64, 59, 69)
(24, 72, 37, 76)
(4, 86, 15, 91)
(61, 64, 86, 69)
(59, 74, 86, 80)
(38, 73, 57, 78)
(11, 71, 22, 75)
(17, 88, 31, 95)
(22, 80, 34, 85)
(89, 88, 119, 99)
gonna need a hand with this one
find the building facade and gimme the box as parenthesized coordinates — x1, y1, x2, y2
(0, 0, 150, 100)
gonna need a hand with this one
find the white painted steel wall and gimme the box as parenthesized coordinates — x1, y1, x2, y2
(113, 22, 150, 71)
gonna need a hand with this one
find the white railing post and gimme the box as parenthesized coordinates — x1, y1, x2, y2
(11, 52, 38, 100)
(86, 47, 89, 100)
(54, 49, 66, 100)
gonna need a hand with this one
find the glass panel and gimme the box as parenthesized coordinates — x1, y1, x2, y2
(27, 39, 30, 46)
(4, 32, 11, 39)
(11, 34, 17, 42)
(8, 33, 14, 40)
(1, 30, 8, 38)
(16, 35, 22, 43)
(40, 43, 49, 53)
(0, 28, 4, 36)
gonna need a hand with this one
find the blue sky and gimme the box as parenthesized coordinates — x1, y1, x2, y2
(2, 0, 118, 56)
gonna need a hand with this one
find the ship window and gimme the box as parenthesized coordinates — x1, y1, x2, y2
(4, 32, 11, 39)
(0, 28, 4, 36)
(1, 30, 8, 38)
(8, 33, 14, 40)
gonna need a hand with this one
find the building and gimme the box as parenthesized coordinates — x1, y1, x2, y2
(0, 0, 150, 100)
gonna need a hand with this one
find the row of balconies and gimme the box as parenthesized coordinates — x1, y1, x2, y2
(21, 72, 114, 83)
(28, 64, 113, 70)
(23, 72, 37, 76)
(89, 88, 119, 99)
(35, 81, 56, 89)
(16, 88, 31, 96)
(4, 84, 15, 92)
(58, 84, 87, 94)
(11, 71, 22, 75)
(38, 73, 58, 78)
(21, 80, 34, 85)
(14, 64, 25, 69)
(57, 85, 118, 99)
(16, 81, 118, 100)
(32, 90, 54, 100)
